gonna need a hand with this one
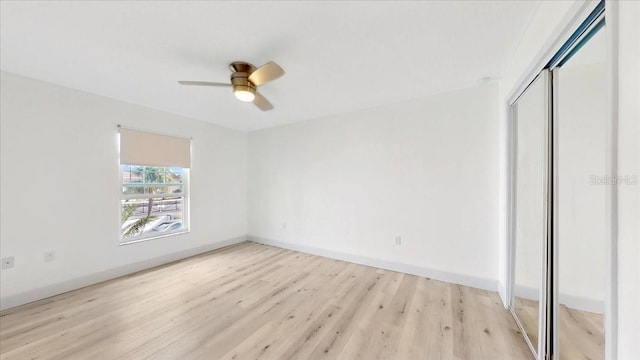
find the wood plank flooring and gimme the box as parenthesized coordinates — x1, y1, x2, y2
(0, 242, 533, 360)
(514, 296, 604, 360)
(558, 304, 604, 360)
(513, 297, 539, 352)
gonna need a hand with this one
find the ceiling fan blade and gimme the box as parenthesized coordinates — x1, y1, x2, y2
(253, 91, 274, 111)
(178, 81, 231, 87)
(248, 61, 285, 86)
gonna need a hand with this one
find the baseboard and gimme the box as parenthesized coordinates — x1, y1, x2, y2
(0, 236, 247, 311)
(514, 284, 540, 302)
(248, 236, 498, 292)
(559, 293, 605, 314)
(514, 284, 604, 314)
(498, 283, 508, 308)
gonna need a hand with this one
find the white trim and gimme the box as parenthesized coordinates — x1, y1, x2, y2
(498, 283, 507, 306)
(118, 229, 190, 246)
(504, 93, 516, 309)
(551, 67, 560, 357)
(603, 2, 619, 359)
(248, 236, 498, 292)
(540, 69, 552, 359)
(0, 236, 247, 311)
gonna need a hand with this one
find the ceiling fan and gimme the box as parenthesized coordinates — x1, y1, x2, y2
(178, 61, 285, 111)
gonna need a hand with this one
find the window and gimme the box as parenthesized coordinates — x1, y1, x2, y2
(119, 127, 191, 244)
(120, 165, 188, 241)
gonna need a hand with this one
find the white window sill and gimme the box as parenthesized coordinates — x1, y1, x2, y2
(118, 229, 190, 246)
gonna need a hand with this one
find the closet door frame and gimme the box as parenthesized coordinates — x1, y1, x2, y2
(505, 1, 613, 359)
(508, 70, 552, 360)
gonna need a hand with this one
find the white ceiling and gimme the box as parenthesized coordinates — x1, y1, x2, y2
(1, 1, 540, 132)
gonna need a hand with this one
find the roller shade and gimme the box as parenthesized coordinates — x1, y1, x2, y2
(119, 127, 191, 168)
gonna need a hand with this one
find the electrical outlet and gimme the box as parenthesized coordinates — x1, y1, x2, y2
(395, 236, 402, 246)
(1, 256, 15, 269)
(44, 251, 56, 263)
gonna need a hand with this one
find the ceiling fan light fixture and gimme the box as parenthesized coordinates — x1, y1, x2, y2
(179, 60, 283, 111)
(233, 85, 255, 102)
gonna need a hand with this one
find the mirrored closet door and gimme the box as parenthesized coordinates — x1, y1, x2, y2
(510, 71, 550, 358)
(553, 21, 606, 360)
(509, 4, 607, 359)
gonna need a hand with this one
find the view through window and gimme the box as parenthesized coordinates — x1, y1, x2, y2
(121, 165, 187, 241)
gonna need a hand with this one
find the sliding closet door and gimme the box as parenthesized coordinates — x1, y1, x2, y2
(553, 24, 607, 360)
(510, 70, 550, 359)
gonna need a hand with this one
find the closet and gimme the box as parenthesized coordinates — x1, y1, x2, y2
(509, 2, 608, 359)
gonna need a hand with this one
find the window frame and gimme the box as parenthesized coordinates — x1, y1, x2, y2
(118, 164, 190, 245)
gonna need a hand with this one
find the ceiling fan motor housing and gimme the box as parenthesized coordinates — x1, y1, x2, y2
(231, 74, 255, 95)
(230, 61, 257, 95)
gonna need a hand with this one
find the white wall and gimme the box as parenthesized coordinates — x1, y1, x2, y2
(248, 84, 500, 290)
(0, 72, 247, 309)
(612, 1, 640, 358)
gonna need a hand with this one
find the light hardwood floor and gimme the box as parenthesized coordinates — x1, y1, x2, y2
(0, 242, 533, 360)
(513, 297, 539, 352)
(513, 297, 604, 360)
(558, 304, 604, 360)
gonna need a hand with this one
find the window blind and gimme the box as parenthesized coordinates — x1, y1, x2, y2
(119, 127, 191, 168)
